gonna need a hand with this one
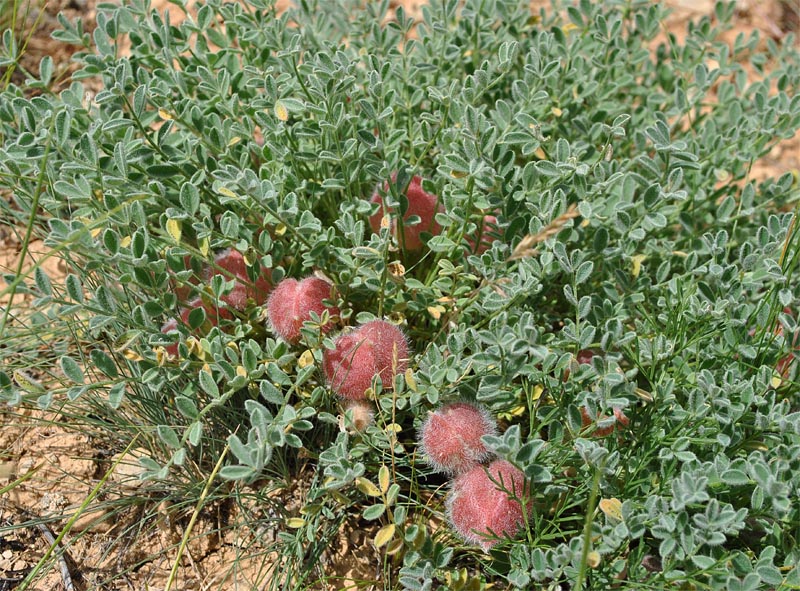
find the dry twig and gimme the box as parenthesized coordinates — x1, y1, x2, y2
(34, 522, 75, 591)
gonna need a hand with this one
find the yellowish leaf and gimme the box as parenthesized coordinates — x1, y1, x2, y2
(374, 523, 395, 549)
(186, 337, 203, 358)
(386, 536, 404, 555)
(274, 223, 287, 236)
(13, 371, 44, 393)
(228, 136, 241, 147)
(300, 503, 322, 517)
(274, 100, 289, 122)
(510, 404, 527, 417)
(634, 387, 653, 402)
(298, 350, 315, 369)
(198, 236, 210, 256)
(166, 218, 182, 243)
(378, 465, 390, 494)
(286, 517, 306, 528)
(158, 109, 172, 120)
(120, 235, 132, 248)
(771, 373, 783, 389)
(236, 366, 247, 378)
(155, 346, 169, 366)
(587, 550, 601, 568)
(599, 497, 623, 522)
(551, 106, 563, 117)
(385, 423, 402, 433)
(405, 368, 417, 392)
(218, 187, 237, 199)
(123, 349, 143, 361)
(631, 254, 647, 278)
(743, 440, 768, 451)
(530, 384, 544, 401)
(356, 477, 381, 497)
(328, 489, 350, 505)
(427, 305, 445, 320)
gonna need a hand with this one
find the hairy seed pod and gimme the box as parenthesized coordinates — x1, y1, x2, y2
(323, 320, 409, 400)
(447, 460, 531, 550)
(267, 276, 339, 343)
(418, 401, 497, 474)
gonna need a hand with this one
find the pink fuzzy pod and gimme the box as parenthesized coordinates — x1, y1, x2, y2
(466, 214, 502, 255)
(267, 276, 339, 343)
(447, 459, 531, 550)
(580, 406, 629, 437)
(418, 401, 498, 475)
(323, 320, 409, 400)
(368, 175, 443, 251)
(209, 249, 272, 310)
(342, 399, 375, 432)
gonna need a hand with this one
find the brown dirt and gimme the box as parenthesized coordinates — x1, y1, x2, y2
(1, 0, 798, 589)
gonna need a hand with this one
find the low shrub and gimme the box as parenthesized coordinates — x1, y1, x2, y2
(1, 0, 799, 588)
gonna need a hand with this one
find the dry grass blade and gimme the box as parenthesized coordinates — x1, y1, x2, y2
(508, 204, 579, 261)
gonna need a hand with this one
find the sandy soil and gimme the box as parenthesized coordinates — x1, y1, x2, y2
(0, 0, 798, 589)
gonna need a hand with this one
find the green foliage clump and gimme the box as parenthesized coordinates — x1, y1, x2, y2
(1, 0, 800, 588)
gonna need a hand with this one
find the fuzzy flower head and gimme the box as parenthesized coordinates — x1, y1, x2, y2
(446, 459, 531, 550)
(368, 175, 443, 252)
(418, 401, 498, 475)
(209, 249, 272, 310)
(341, 399, 375, 432)
(323, 320, 409, 400)
(267, 276, 339, 343)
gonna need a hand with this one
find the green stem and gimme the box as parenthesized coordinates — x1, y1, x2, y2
(163, 442, 229, 591)
(0, 118, 53, 341)
(576, 462, 603, 590)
